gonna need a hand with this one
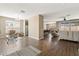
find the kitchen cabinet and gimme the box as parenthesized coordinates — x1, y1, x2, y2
(56, 19, 79, 42)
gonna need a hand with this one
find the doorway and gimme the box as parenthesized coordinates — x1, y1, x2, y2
(25, 20, 28, 36)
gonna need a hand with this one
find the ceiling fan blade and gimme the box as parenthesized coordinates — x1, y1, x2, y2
(58, 14, 70, 18)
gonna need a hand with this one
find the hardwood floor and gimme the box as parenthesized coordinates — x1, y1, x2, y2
(0, 34, 79, 56)
(28, 34, 79, 56)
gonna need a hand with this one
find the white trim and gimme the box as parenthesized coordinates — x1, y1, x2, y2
(28, 36, 39, 40)
(39, 37, 44, 40)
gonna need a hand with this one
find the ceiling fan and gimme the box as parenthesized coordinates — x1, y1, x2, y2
(59, 14, 70, 21)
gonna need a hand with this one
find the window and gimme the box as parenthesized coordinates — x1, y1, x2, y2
(5, 20, 20, 33)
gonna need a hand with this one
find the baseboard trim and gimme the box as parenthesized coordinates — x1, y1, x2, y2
(28, 36, 39, 40)
(60, 39, 79, 43)
(28, 36, 44, 40)
(39, 37, 44, 40)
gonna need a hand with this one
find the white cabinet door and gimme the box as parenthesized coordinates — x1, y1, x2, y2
(68, 31, 73, 41)
(73, 31, 79, 41)
(77, 26, 79, 42)
(59, 31, 68, 40)
(64, 31, 68, 39)
(59, 31, 63, 39)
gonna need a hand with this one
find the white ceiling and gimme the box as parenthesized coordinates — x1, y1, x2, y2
(0, 3, 79, 22)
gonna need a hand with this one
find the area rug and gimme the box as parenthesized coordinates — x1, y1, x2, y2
(7, 45, 41, 56)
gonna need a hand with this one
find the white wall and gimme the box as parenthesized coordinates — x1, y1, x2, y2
(44, 21, 56, 30)
(28, 15, 44, 40)
(20, 20, 25, 36)
(0, 16, 25, 36)
(0, 16, 7, 35)
(39, 15, 44, 39)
